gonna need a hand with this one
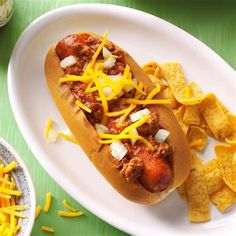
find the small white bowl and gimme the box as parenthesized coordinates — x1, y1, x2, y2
(0, 137, 36, 236)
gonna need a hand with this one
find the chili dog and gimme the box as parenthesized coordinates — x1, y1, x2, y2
(44, 32, 191, 204)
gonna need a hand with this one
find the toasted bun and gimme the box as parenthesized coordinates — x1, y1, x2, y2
(44, 33, 191, 204)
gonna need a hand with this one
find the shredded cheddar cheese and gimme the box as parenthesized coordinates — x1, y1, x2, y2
(117, 104, 136, 127)
(134, 82, 144, 100)
(59, 74, 91, 83)
(45, 119, 54, 141)
(146, 85, 161, 100)
(62, 200, 77, 212)
(89, 68, 108, 123)
(75, 100, 92, 113)
(58, 210, 84, 217)
(99, 73, 121, 93)
(44, 192, 52, 213)
(0, 188, 21, 196)
(125, 98, 172, 105)
(85, 80, 94, 93)
(0, 161, 26, 235)
(120, 115, 151, 135)
(41, 226, 54, 233)
(57, 132, 79, 144)
(14, 224, 21, 233)
(87, 31, 108, 69)
(105, 106, 133, 117)
(35, 205, 42, 218)
(100, 65, 146, 102)
(1, 208, 26, 218)
(99, 133, 154, 150)
(3, 162, 17, 174)
(123, 79, 145, 95)
(98, 115, 154, 150)
(94, 62, 104, 72)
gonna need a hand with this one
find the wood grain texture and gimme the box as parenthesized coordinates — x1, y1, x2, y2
(0, 0, 235, 235)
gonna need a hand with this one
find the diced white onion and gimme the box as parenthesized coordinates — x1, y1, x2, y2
(99, 77, 105, 83)
(102, 47, 112, 59)
(154, 129, 170, 143)
(60, 55, 77, 68)
(109, 74, 122, 81)
(63, 127, 73, 136)
(133, 78, 138, 84)
(104, 57, 116, 69)
(130, 108, 151, 122)
(110, 141, 128, 161)
(130, 128, 138, 145)
(95, 124, 108, 133)
(103, 86, 113, 96)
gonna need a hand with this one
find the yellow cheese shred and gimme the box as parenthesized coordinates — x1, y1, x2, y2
(134, 82, 144, 99)
(99, 115, 154, 150)
(0, 193, 11, 199)
(45, 118, 53, 141)
(62, 200, 77, 212)
(3, 162, 17, 174)
(4, 205, 26, 211)
(14, 225, 21, 233)
(85, 80, 95, 93)
(94, 62, 104, 72)
(102, 65, 131, 101)
(0, 176, 12, 185)
(126, 98, 172, 105)
(99, 133, 154, 150)
(75, 100, 92, 113)
(120, 115, 151, 135)
(99, 72, 121, 93)
(146, 85, 161, 100)
(41, 226, 54, 233)
(122, 79, 146, 95)
(89, 68, 108, 124)
(6, 228, 14, 236)
(59, 74, 91, 83)
(0, 188, 21, 196)
(10, 213, 15, 229)
(35, 205, 42, 218)
(87, 31, 108, 69)
(58, 210, 84, 217)
(57, 132, 79, 144)
(44, 192, 52, 213)
(1, 209, 26, 218)
(117, 104, 136, 127)
(105, 106, 133, 117)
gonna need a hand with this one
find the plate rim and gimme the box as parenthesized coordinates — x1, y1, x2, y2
(7, 3, 236, 235)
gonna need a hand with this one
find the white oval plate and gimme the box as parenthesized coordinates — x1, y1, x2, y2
(8, 4, 236, 236)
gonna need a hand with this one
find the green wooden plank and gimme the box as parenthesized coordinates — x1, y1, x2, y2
(0, 0, 235, 235)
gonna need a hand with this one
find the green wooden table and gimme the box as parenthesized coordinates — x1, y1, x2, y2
(0, 0, 235, 235)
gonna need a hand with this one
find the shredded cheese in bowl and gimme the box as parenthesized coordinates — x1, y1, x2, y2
(0, 161, 26, 235)
(0, 138, 36, 236)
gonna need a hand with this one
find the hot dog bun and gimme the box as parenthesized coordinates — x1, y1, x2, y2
(44, 32, 191, 204)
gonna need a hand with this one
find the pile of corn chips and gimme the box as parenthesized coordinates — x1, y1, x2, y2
(143, 62, 236, 222)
